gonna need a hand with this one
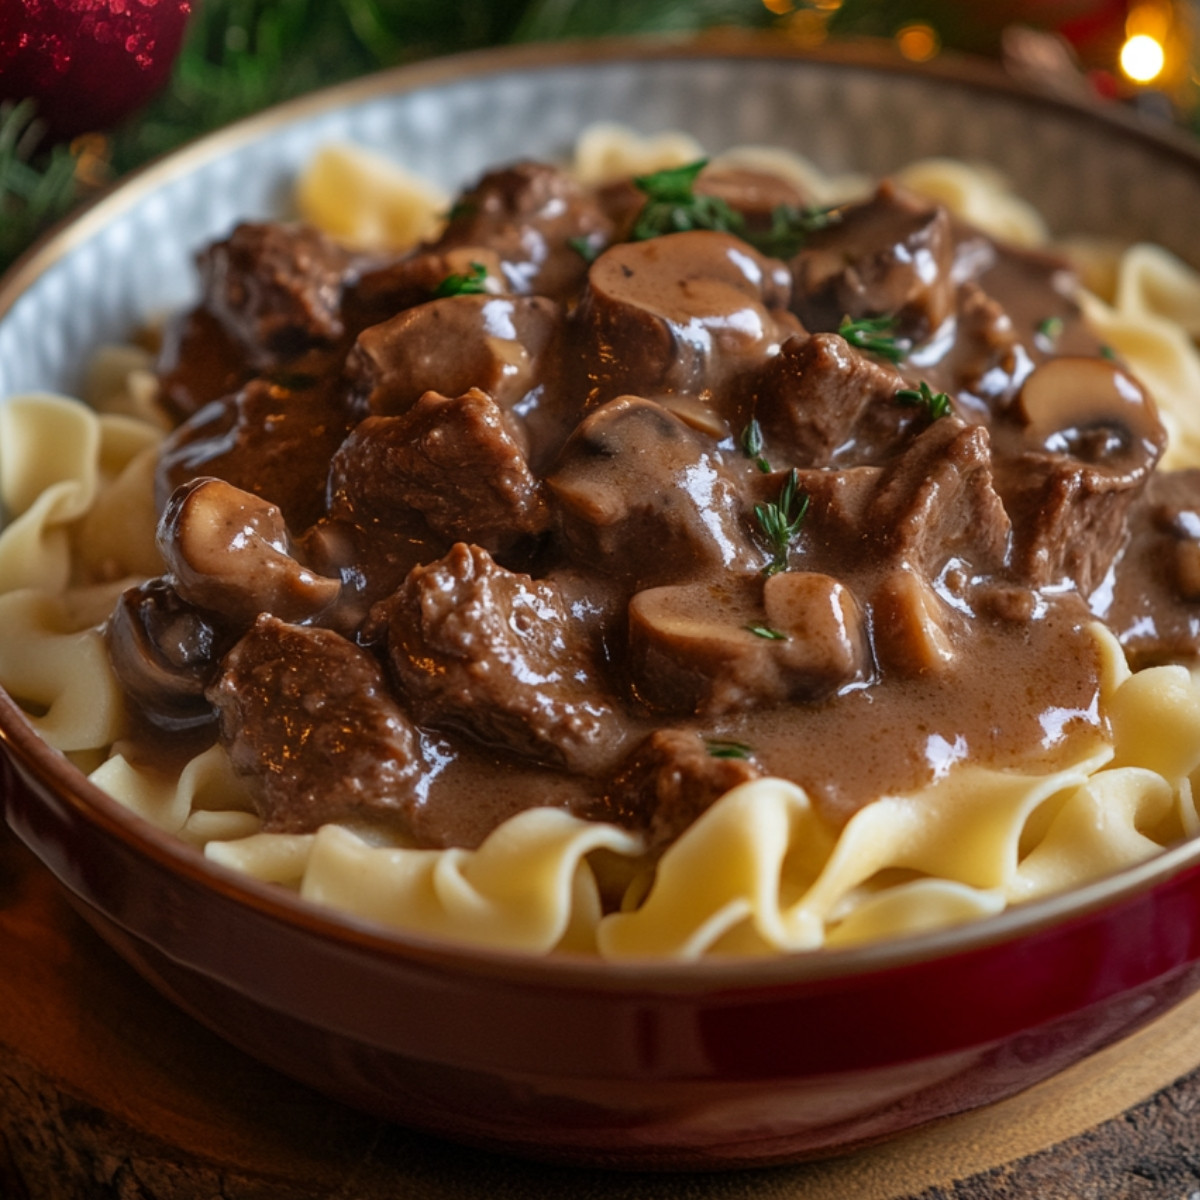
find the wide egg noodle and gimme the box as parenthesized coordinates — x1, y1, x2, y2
(295, 142, 449, 251)
(289, 811, 644, 954)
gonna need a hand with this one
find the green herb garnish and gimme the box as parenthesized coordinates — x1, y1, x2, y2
(1035, 315, 1064, 346)
(1100, 344, 1117, 360)
(754, 467, 809, 577)
(445, 199, 477, 223)
(745, 623, 787, 640)
(748, 202, 841, 259)
(839, 314, 907, 364)
(896, 380, 953, 421)
(434, 261, 488, 297)
(568, 235, 601, 263)
(630, 159, 745, 242)
(706, 738, 753, 760)
(740, 419, 771, 473)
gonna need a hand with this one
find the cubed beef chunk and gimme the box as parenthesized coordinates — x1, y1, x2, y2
(751, 331, 911, 468)
(157, 307, 253, 424)
(197, 222, 351, 368)
(157, 478, 340, 628)
(694, 164, 812, 236)
(867, 416, 1010, 577)
(628, 573, 869, 715)
(791, 416, 1010, 581)
(344, 246, 506, 333)
(1104, 469, 1200, 666)
(106, 579, 232, 732)
(602, 729, 763, 849)
(378, 543, 629, 774)
(546, 396, 760, 587)
(326, 388, 549, 557)
(576, 230, 798, 414)
(790, 181, 955, 343)
(156, 374, 355, 532)
(347, 293, 565, 463)
(430, 161, 613, 300)
(995, 356, 1166, 595)
(208, 615, 425, 834)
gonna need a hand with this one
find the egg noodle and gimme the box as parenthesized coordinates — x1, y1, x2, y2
(4, 127, 1200, 958)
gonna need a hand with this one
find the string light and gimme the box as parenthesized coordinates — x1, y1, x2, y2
(896, 22, 939, 62)
(1120, 32, 1166, 82)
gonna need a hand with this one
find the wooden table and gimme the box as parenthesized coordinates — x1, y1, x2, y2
(4, 817, 1200, 1200)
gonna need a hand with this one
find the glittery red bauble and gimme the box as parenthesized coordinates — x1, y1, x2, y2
(0, 0, 193, 138)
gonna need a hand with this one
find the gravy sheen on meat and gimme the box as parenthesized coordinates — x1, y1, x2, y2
(107, 158, 1196, 854)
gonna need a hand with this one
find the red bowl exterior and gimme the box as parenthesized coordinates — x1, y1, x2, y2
(7, 705, 1200, 1168)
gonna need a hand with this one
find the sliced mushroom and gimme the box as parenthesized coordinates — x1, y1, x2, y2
(628, 574, 867, 715)
(158, 477, 340, 627)
(1016, 356, 1166, 471)
(870, 567, 962, 677)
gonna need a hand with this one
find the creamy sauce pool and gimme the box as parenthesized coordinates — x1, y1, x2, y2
(105, 159, 1200, 854)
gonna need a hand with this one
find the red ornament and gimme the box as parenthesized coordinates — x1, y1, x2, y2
(0, 0, 193, 139)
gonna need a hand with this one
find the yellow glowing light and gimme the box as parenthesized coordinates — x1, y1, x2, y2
(1120, 33, 1166, 83)
(762, 0, 795, 13)
(896, 23, 939, 63)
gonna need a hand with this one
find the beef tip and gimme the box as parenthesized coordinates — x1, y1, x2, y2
(627, 574, 869, 716)
(378, 543, 630, 774)
(430, 161, 613, 300)
(326, 388, 549, 558)
(343, 246, 506, 333)
(347, 293, 565, 464)
(790, 181, 955, 344)
(157, 478, 340, 628)
(601, 729, 763, 850)
(208, 615, 425, 835)
(788, 416, 1009, 581)
(106, 579, 232, 732)
(156, 374, 355, 532)
(995, 356, 1166, 595)
(576, 230, 798, 414)
(1103, 469, 1200, 666)
(939, 281, 1032, 414)
(546, 396, 760, 588)
(299, 514, 444, 640)
(751, 331, 911, 468)
(156, 307, 253, 424)
(865, 416, 1010, 578)
(198, 222, 352, 369)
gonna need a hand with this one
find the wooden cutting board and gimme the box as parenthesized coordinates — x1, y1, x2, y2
(4, 817, 1200, 1200)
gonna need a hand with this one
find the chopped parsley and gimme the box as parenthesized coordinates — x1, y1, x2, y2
(568, 235, 602, 263)
(1035, 315, 1064, 347)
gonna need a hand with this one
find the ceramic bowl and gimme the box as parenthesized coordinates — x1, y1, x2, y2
(5, 36, 1200, 1170)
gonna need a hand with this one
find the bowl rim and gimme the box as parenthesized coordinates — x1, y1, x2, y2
(5, 31, 1200, 992)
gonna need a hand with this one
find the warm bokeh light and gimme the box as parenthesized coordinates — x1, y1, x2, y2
(761, 0, 795, 14)
(896, 23, 939, 62)
(1120, 32, 1166, 82)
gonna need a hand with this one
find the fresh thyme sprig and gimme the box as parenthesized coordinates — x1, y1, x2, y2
(750, 202, 841, 258)
(630, 159, 746, 241)
(434, 261, 489, 297)
(839, 313, 908, 364)
(705, 738, 753, 760)
(754, 467, 808, 577)
(740, 419, 771, 473)
(896, 380, 953, 421)
(568, 234, 602, 263)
